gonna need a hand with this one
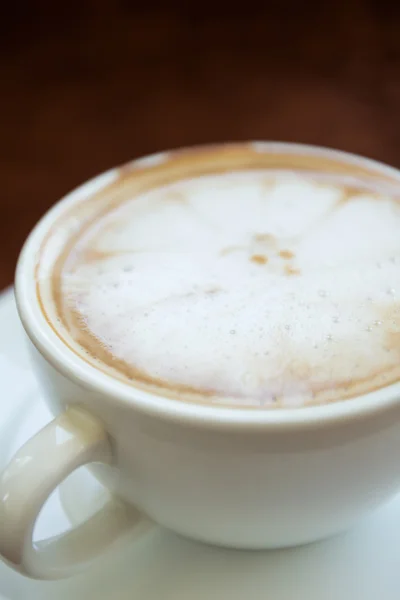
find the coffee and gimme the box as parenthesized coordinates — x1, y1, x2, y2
(38, 144, 400, 408)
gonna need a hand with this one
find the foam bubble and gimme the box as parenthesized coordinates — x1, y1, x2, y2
(59, 170, 400, 407)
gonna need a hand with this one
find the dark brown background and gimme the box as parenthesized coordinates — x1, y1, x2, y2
(1, 0, 399, 289)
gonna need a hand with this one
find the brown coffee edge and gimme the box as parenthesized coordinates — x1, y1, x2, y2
(38, 275, 400, 407)
(37, 143, 400, 407)
(35, 286, 400, 408)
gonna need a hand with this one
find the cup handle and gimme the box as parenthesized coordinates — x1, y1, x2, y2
(0, 406, 134, 579)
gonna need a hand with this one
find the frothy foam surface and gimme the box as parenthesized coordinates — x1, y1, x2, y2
(49, 153, 400, 408)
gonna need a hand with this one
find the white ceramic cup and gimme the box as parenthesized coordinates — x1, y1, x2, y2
(2, 142, 400, 580)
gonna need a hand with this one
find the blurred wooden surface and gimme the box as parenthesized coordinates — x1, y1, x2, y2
(1, 1, 399, 288)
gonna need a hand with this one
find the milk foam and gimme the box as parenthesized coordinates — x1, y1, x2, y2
(59, 170, 400, 407)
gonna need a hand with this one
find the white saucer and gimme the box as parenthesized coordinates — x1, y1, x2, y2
(1, 287, 400, 599)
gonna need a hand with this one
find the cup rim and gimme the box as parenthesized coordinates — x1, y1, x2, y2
(15, 141, 400, 431)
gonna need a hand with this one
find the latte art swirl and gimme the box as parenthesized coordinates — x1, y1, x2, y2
(38, 145, 400, 408)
